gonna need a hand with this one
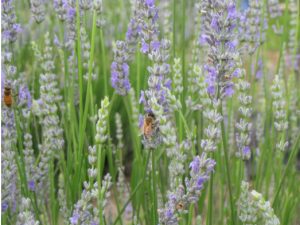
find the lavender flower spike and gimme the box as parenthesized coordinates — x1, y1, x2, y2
(158, 153, 216, 225)
(2, 0, 22, 45)
(111, 41, 131, 96)
(30, 0, 45, 23)
(16, 198, 39, 225)
(201, 0, 241, 98)
(110, 1, 140, 95)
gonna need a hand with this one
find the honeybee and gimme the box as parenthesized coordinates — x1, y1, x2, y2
(224, 74, 231, 80)
(142, 112, 157, 139)
(3, 84, 13, 107)
(176, 202, 184, 210)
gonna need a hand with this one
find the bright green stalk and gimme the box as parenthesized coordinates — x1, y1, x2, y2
(207, 153, 214, 225)
(136, 43, 141, 97)
(272, 133, 300, 208)
(49, 160, 58, 225)
(152, 150, 158, 224)
(100, 29, 108, 96)
(97, 145, 104, 225)
(220, 105, 236, 225)
(113, 150, 151, 225)
(75, 0, 83, 119)
(173, 0, 176, 58)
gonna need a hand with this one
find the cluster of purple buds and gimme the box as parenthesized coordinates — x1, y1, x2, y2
(23, 133, 37, 192)
(200, 0, 241, 98)
(140, 39, 172, 113)
(125, 7, 140, 59)
(158, 153, 216, 225)
(1, 106, 18, 213)
(64, 1, 77, 50)
(30, 0, 45, 23)
(110, 0, 142, 96)
(268, 0, 282, 19)
(111, 41, 131, 95)
(18, 84, 32, 108)
(53, 0, 68, 22)
(1, 0, 22, 44)
(239, 0, 268, 54)
(138, 0, 160, 55)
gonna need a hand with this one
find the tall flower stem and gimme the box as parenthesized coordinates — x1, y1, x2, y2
(272, 133, 300, 208)
(207, 152, 214, 225)
(113, 150, 151, 225)
(100, 29, 108, 96)
(220, 104, 235, 225)
(75, 0, 85, 198)
(172, 0, 176, 58)
(97, 145, 104, 225)
(136, 43, 141, 98)
(76, 0, 83, 118)
(152, 150, 158, 224)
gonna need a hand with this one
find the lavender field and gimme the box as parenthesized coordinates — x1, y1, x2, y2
(1, 0, 300, 224)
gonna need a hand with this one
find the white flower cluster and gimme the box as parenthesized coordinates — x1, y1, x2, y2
(201, 100, 222, 152)
(271, 75, 288, 152)
(30, 0, 45, 23)
(235, 69, 253, 160)
(288, 0, 298, 66)
(238, 181, 280, 225)
(95, 97, 110, 144)
(115, 113, 124, 152)
(36, 32, 64, 196)
(16, 198, 39, 225)
(186, 65, 209, 112)
(172, 58, 183, 95)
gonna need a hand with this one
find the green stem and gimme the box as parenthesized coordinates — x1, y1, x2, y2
(136, 42, 141, 97)
(272, 134, 300, 208)
(100, 29, 108, 96)
(75, 0, 83, 119)
(152, 150, 158, 224)
(97, 145, 104, 225)
(220, 105, 236, 225)
(172, 0, 176, 58)
(207, 152, 214, 225)
(113, 151, 151, 225)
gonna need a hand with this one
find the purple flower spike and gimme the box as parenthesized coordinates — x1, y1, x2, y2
(141, 41, 149, 54)
(28, 180, 35, 191)
(201, 0, 240, 98)
(2, 202, 8, 212)
(189, 157, 200, 173)
(70, 213, 79, 224)
(242, 146, 251, 160)
(145, 0, 155, 7)
(111, 41, 131, 95)
(159, 153, 215, 224)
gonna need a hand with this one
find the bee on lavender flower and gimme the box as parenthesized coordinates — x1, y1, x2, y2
(175, 201, 185, 211)
(142, 112, 159, 141)
(3, 83, 14, 107)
